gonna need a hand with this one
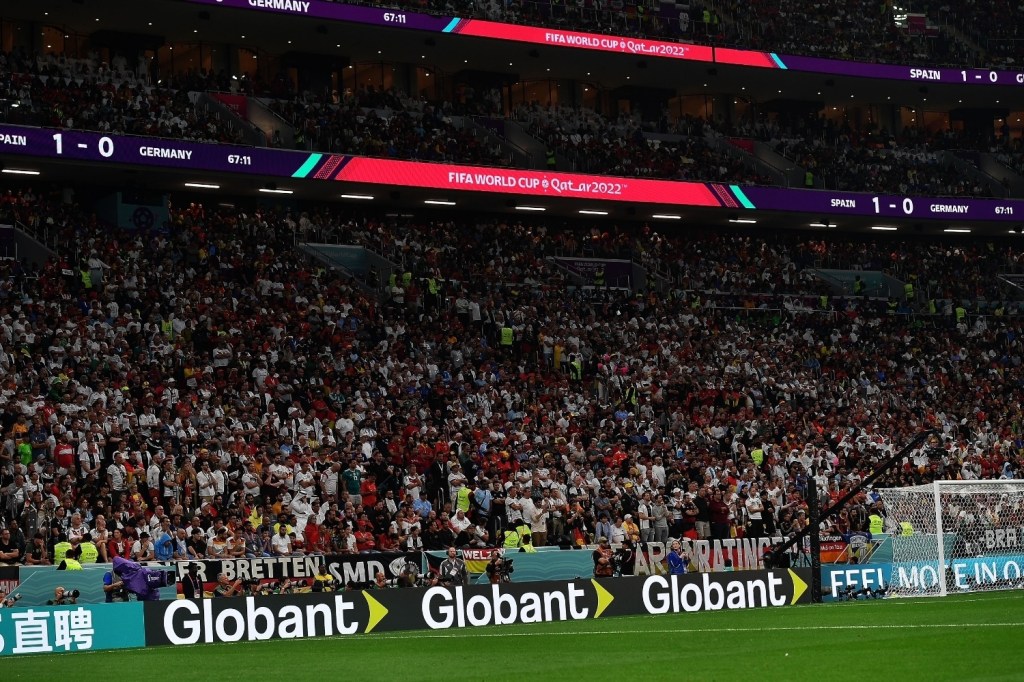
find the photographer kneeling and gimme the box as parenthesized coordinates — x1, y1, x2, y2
(312, 563, 339, 593)
(214, 572, 243, 597)
(48, 586, 79, 606)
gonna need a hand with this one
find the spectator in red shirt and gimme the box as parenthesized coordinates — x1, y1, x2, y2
(360, 474, 378, 509)
(106, 528, 132, 560)
(354, 516, 377, 553)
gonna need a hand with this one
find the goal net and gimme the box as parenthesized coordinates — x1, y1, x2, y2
(876, 480, 1024, 598)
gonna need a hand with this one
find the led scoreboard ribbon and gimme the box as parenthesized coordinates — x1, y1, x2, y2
(715, 48, 1024, 87)
(191, 0, 714, 62)
(0, 125, 1019, 221)
(186, 0, 1024, 85)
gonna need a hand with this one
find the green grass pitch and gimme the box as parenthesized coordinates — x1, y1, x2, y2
(6, 590, 1021, 681)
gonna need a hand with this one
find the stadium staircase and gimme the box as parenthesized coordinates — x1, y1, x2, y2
(0, 220, 56, 269)
(942, 151, 1008, 197)
(250, 97, 298, 149)
(462, 117, 536, 169)
(633, 258, 672, 293)
(503, 120, 561, 171)
(544, 257, 590, 288)
(807, 269, 903, 298)
(751, 141, 812, 188)
(297, 243, 396, 297)
(995, 272, 1024, 300)
(192, 92, 268, 147)
(700, 133, 788, 185)
(972, 153, 1024, 197)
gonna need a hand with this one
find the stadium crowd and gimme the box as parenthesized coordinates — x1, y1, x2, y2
(913, 0, 1024, 67)
(333, 0, 992, 68)
(516, 104, 774, 184)
(267, 87, 506, 164)
(1, 43, 1020, 196)
(0, 50, 251, 144)
(0, 187, 1022, 573)
(265, 90, 1008, 194)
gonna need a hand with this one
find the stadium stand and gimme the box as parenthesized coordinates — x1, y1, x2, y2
(0, 50, 253, 144)
(0, 0, 1020, 585)
(333, 0, 989, 68)
(0, 192, 1021, 565)
(267, 89, 506, 163)
(1, 42, 1017, 194)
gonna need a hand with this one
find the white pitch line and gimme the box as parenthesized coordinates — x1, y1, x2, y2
(361, 621, 1024, 642)
(8, 619, 1020, 660)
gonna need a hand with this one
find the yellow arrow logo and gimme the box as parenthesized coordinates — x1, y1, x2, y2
(788, 569, 808, 605)
(362, 591, 389, 633)
(590, 579, 614, 618)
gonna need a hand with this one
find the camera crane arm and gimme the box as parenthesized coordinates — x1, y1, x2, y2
(768, 429, 938, 593)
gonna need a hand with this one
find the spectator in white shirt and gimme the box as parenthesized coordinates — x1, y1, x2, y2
(270, 526, 296, 556)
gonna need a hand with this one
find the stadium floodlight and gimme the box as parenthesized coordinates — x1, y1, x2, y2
(2, 168, 40, 175)
(943, 228, 971, 233)
(878, 479, 1024, 598)
(651, 214, 682, 220)
(340, 194, 374, 200)
(185, 182, 220, 189)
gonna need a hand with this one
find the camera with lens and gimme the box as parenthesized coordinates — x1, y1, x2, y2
(48, 588, 80, 605)
(312, 575, 341, 592)
(486, 556, 514, 584)
(240, 578, 262, 595)
(613, 540, 636, 578)
(2, 592, 23, 608)
(837, 584, 888, 601)
(255, 580, 280, 596)
(491, 557, 514, 584)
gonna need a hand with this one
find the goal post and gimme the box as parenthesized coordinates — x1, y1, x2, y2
(876, 480, 1024, 598)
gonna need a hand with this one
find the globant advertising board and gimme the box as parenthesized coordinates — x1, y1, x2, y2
(0, 569, 810, 655)
(144, 569, 811, 646)
(821, 554, 1024, 601)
